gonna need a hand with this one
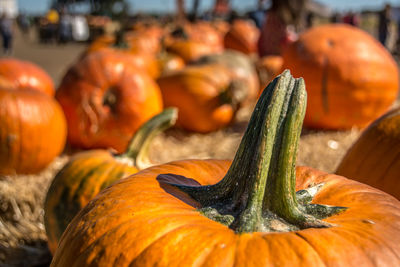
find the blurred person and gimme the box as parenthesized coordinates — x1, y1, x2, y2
(0, 13, 14, 55)
(71, 14, 89, 42)
(58, 8, 71, 43)
(257, 0, 306, 57)
(378, 4, 392, 46)
(330, 12, 341, 23)
(17, 13, 30, 35)
(343, 11, 360, 27)
(248, 0, 269, 29)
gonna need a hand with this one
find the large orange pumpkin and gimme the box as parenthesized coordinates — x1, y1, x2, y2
(51, 71, 400, 266)
(282, 24, 399, 129)
(0, 89, 66, 175)
(0, 58, 54, 96)
(336, 107, 400, 199)
(56, 50, 163, 153)
(157, 64, 246, 132)
(223, 19, 260, 55)
(45, 108, 177, 254)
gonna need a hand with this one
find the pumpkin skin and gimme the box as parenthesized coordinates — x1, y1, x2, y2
(157, 53, 185, 75)
(0, 58, 55, 96)
(157, 64, 239, 132)
(195, 50, 259, 103)
(56, 50, 163, 153)
(282, 24, 399, 129)
(0, 89, 66, 175)
(51, 160, 400, 266)
(224, 20, 260, 55)
(336, 107, 400, 199)
(257, 55, 284, 92)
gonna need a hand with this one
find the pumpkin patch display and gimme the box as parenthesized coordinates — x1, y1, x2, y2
(0, 58, 55, 96)
(223, 19, 260, 55)
(44, 108, 177, 254)
(157, 64, 247, 132)
(282, 24, 399, 129)
(336, 107, 400, 199)
(51, 71, 400, 266)
(56, 50, 163, 153)
(0, 88, 66, 175)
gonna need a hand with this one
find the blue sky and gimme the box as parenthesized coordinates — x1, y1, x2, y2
(17, 0, 400, 15)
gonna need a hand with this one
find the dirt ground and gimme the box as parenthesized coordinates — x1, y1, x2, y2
(0, 28, 394, 266)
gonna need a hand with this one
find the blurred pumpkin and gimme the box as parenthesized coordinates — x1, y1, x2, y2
(51, 71, 400, 266)
(157, 64, 247, 132)
(336, 107, 400, 199)
(157, 52, 185, 75)
(282, 24, 399, 129)
(224, 19, 260, 55)
(56, 50, 163, 153)
(257, 55, 283, 92)
(0, 89, 66, 175)
(0, 58, 55, 96)
(45, 108, 177, 254)
(195, 50, 259, 102)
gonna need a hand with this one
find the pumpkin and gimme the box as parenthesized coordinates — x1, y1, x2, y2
(282, 24, 399, 129)
(45, 108, 177, 254)
(256, 55, 283, 92)
(157, 64, 247, 132)
(195, 50, 259, 103)
(0, 89, 66, 175)
(166, 40, 218, 63)
(0, 58, 55, 96)
(51, 70, 400, 266)
(223, 19, 260, 55)
(336, 107, 400, 199)
(157, 53, 185, 75)
(56, 50, 163, 153)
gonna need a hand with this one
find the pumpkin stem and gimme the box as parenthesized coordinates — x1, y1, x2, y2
(162, 70, 345, 233)
(118, 108, 178, 170)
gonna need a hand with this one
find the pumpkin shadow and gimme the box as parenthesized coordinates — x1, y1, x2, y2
(157, 173, 202, 208)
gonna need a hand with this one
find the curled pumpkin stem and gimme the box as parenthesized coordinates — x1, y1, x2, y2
(162, 70, 346, 233)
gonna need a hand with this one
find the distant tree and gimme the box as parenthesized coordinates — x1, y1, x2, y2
(53, 0, 128, 18)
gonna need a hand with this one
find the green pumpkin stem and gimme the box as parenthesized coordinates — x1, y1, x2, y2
(119, 108, 178, 170)
(165, 70, 345, 233)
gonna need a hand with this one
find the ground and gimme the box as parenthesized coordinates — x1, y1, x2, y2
(0, 27, 395, 266)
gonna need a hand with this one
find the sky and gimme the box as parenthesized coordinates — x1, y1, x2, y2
(16, 0, 400, 15)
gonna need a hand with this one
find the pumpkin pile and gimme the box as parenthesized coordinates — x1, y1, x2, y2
(50, 71, 400, 266)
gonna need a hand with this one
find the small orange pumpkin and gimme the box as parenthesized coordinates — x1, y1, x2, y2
(282, 24, 399, 129)
(256, 55, 284, 93)
(56, 50, 163, 153)
(223, 19, 260, 55)
(0, 89, 66, 175)
(336, 107, 400, 199)
(45, 108, 177, 254)
(0, 58, 55, 96)
(157, 64, 246, 132)
(51, 71, 400, 266)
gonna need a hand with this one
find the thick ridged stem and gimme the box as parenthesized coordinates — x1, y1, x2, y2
(118, 108, 178, 170)
(163, 70, 345, 232)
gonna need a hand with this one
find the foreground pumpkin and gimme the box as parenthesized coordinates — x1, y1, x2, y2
(157, 64, 247, 132)
(336, 107, 400, 199)
(0, 58, 55, 96)
(282, 24, 399, 129)
(45, 108, 177, 254)
(0, 89, 66, 175)
(52, 71, 400, 266)
(56, 50, 163, 153)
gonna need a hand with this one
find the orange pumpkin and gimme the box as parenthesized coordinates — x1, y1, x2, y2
(157, 64, 246, 132)
(224, 20, 260, 55)
(157, 52, 185, 75)
(256, 55, 283, 92)
(51, 71, 400, 266)
(336, 107, 400, 199)
(0, 58, 54, 96)
(282, 24, 399, 129)
(45, 108, 177, 254)
(195, 50, 260, 103)
(56, 50, 163, 153)
(0, 89, 66, 175)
